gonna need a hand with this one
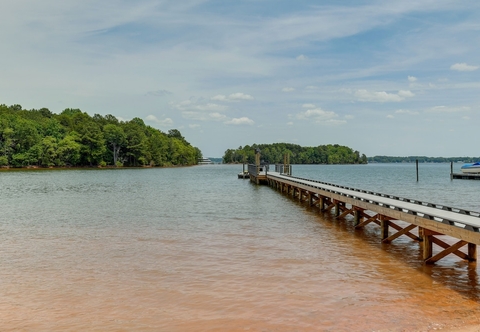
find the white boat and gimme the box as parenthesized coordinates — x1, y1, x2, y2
(460, 162, 480, 173)
(198, 158, 213, 165)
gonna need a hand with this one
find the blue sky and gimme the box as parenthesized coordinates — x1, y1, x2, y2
(1, 0, 479, 158)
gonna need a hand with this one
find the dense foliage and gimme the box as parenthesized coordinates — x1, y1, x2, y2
(368, 156, 480, 163)
(0, 104, 201, 167)
(223, 143, 367, 164)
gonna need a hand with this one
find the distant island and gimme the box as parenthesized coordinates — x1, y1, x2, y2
(368, 156, 480, 163)
(223, 143, 367, 164)
(0, 104, 201, 168)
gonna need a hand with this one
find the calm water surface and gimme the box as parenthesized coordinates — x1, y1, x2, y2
(1, 164, 480, 331)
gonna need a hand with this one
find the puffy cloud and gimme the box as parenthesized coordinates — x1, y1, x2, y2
(211, 93, 254, 101)
(282, 87, 295, 92)
(408, 76, 417, 82)
(450, 63, 479, 72)
(387, 115, 394, 119)
(296, 107, 345, 125)
(225, 117, 255, 125)
(302, 103, 316, 108)
(354, 89, 414, 102)
(145, 115, 173, 126)
(296, 54, 307, 60)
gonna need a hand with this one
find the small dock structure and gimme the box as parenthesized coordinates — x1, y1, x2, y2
(452, 173, 480, 180)
(249, 166, 480, 265)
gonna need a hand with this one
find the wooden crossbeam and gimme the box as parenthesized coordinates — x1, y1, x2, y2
(425, 240, 468, 264)
(324, 202, 336, 212)
(336, 208, 354, 220)
(382, 224, 417, 243)
(387, 222, 421, 241)
(430, 236, 468, 260)
(355, 214, 380, 228)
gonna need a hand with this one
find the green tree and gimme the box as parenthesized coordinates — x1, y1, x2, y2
(103, 124, 126, 166)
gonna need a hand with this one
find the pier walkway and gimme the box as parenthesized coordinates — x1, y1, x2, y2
(250, 169, 480, 264)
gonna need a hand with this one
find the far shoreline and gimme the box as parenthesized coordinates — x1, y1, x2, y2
(0, 164, 197, 172)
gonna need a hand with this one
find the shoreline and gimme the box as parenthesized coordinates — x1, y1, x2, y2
(0, 164, 197, 171)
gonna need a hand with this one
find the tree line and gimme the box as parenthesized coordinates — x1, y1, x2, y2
(0, 104, 201, 168)
(368, 156, 480, 163)
(223, 143, 368, 164)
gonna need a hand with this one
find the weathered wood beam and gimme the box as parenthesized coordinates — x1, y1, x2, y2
(386, 222, 421, 241)
(430, 236, 468, 260)
(425, 240, 468, 264)
(382, 224, 417, 243)
(468, 243, 477, 261)
(336, 208, 354, 220)
(355, 214, 380, 228)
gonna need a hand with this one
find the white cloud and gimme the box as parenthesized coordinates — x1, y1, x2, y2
(182, 111, 227, 121)
(209, 112, 228, 121)
(287, 121, 294, 125)
(211, 95, 227, 101)
(387, 115, 394, 119)
(462, 116, 470, 120)
(296, 54, 307, 61)
(395, 109, 419, 115)
(225, 117, 255, 125)
(450, 63, 479, 72)
(354, 89, 415, 102)
(189, 124, 200, 129)
(302, 103, 316, 108)
(426, 106, 471, 113)
(296, 107, 344, 125)
(344, 115, 354, 120)
(398, 90, 414, 98)
(282, 87, 295, 92)
(145, 115, 174, 126)
(211, 93, 254, 102)
(408, 76, 417, 82)
(228, 92, 254, 101)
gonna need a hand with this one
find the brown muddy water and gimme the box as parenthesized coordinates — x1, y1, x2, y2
(1, 164, 480, 331)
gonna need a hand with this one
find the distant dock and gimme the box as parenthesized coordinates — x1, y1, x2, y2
(452, 173, 480, 180)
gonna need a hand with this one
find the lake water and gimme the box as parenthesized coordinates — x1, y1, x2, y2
(1, 163, 480, 331)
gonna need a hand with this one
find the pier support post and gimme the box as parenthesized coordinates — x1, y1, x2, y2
(319, 197, 325, 211)
(423, 234, 433, 261)
(334, 201, 340, 217)
(353, 209, 361, 226)
(380, 216, 389, 240)
(468, 243, 477, 262)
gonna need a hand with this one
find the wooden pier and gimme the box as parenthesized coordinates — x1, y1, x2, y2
(249, 167, 480, 264)
(452, 172, 480, 180)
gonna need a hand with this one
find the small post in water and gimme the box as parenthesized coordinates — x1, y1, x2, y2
(450, 161, 453, 181)
(416, 159, 419, 182)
